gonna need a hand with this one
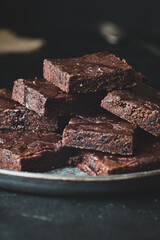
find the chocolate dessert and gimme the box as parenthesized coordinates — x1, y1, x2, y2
(0, 89, 58, 133)
(62, 114, 137, 155)
(12, 78, 106, 116)
(43, 51, 135, 94)
(0, 131, 73, 172)
(69, 136, 160, 175)
(101, 81, 160, 136)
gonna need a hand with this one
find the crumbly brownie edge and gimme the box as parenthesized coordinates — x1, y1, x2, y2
(101, 93, 160, 137)
(62, 126, 135, 156)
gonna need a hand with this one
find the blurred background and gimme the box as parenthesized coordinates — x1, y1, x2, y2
(0, 0, 160, 89)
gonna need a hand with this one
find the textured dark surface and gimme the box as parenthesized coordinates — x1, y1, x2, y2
(0, 89, 58, 133)
(62, 114, 136, 155)
(0, 189, 160, 240)
(43, 52, 135, 93)
(12, 78, 106, 116)
(101, 81, 160, 136)
(1, 5, 160, 237)
(0, 46, 160, 240)
(0, 49, 160, 240)
(70, 134, 160, 175)
(0, 131, 71, 172)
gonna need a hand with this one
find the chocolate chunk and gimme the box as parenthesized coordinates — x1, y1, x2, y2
(62, 113, 137, 155)
(101, 81, 160, 136)
(12, 78, 105, 116)
(69, 136, 160, 175)
(0, 89, 58, 133)
(0, 131, 73, 172)
(43, 51, 135, 93)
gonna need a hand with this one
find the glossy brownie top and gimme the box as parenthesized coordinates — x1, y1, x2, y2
(103, 81, 160, 110)
(70, 136, 160, 175)
(13, 78, 77, 101)
(0, 130, 62, 156)
(0, 89, 25, 111)
(66, 114, 137, 136)
(44, 51, 133, 77)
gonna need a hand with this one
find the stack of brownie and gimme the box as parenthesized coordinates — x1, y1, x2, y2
(1, 51, 160, 175)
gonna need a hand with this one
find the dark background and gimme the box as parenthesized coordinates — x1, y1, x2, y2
(1, 0, 160, 39)
(1, 1, 160, 240)
(0, 0, 160, 89)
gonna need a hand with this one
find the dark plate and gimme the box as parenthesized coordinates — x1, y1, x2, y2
(0, 167, 160, 196)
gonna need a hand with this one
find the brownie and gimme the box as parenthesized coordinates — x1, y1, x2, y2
(0, 130, 73, 172)
(43, 51, 135, 94)
(0, 89, 58, 133)
(101, 81, 160, 136)
(12, 78, 106, 116)
(62, 114, 137, 155)
(69, 137, 160, 176)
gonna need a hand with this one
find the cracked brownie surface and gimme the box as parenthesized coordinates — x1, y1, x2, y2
(101, 81, 160, 136)
(43, 51, 135, 93)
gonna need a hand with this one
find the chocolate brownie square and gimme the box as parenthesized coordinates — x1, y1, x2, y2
(62, 113, 137, 155)
(69, 135, 160, 175)
(43, 51, 135, 93)
(101, 81, 160, 136)
(0, 131, 73, 172)
(0, 89, 58, 133)
(12, 78, 106, 116)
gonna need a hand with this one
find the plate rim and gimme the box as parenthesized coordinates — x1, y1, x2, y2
(0, 168, 160, 182)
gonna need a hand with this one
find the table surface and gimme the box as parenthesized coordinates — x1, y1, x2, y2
(0, 189, 160, 240)
(0, 33, 160, 240)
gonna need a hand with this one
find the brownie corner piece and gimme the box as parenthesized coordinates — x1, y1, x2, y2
(71, 137, 160, 176)
(43, 51, 135, 93)
(62, 114, 137, 155)
(0, 131, 74, 172)
(101, 82, 160, 137)
(12, 77, 106, 117)
(0, 87, 58, 133)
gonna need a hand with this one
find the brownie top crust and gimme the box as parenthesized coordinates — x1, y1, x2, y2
(67, 114, 137, 136)
(0, 130, 62, 156)
(12, 78, 106, 116)
(77, 140, 160, 175)
(101, 81, 160, 136)
(69, 134, 160, 175)
(43, 51, 135, 93)
(0, 89, 26, 111)
(62, 113, 137, 155)
(13, 78, 77, 102)
(104, 82, 160, 108)
(0, 88, 58, 133)
(83, 141, 160, 169)
(45, 51, 133, 77)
